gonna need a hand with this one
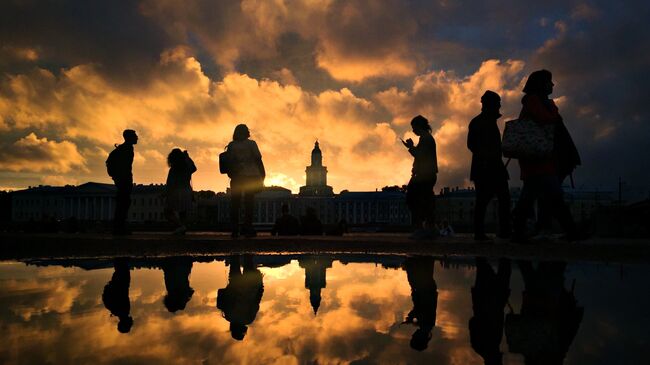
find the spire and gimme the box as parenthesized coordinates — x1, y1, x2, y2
(311, 140, 322, 167)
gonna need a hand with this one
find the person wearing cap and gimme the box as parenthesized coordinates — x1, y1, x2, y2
(467, 91, 511, 242)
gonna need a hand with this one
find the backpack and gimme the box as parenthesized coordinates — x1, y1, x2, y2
(106, 144, 123, 178)
(219, 146, 232, 176)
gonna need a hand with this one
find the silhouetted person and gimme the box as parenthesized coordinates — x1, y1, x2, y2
(217, 255, 264, 340)
(298, 256, 333, 314)
(403, 256, 438, 351)
(106, 129, 138, 235)
(469, 258, 511, 365)
(511, 70, 581, 243)
(271, 204, 300, 236)
(402, 115, 438, 240)
(227, 124, 265, 238)
(468, 91, 511, 241)
(439, 219, 454, 237)
(165, 148, 197, 235)
(505, 261, 583, 365)
(102, 258, 133, 333)
(300, 207, 323, 235)
(162, 257, 195, 313)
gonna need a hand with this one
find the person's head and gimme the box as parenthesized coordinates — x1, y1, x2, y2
(410, 115, 432, 136)
(523, 69, 554, 96)
(481, 90, 501, 113)
(233, 124, 250, 141)
(410, 327, 432, 351)
(167, 148, 185, 168)
(230, 322, 248, 341)
(281, 204, 289, 215)
(117, 316, 134, 333)
(123, 129, 138, 145)
(163, 289, 194, 313)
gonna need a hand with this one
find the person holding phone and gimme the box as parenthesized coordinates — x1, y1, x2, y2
(402, 115, 438, 240)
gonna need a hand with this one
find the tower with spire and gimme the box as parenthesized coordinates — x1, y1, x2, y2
(299, 141, 334, 196)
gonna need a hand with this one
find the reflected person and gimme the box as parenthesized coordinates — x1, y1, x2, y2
(403, 256, 438, 351)
(505, 261, 583, 365)
(162, 257, 195, 313)
(102, 258, 133, 333)
(217, 255, 264, 340)
(469, 258, 511, 365)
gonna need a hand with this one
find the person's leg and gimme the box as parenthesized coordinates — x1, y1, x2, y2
(242, 178, 257, 236)
(113, 180, 132, 234)
(541, 176, 577, 238)
(423, 179, 436, 230)
(495, 178, 512, 238)
(473, 179, 493, 239)
(230, 180, 242, 236)
(406, 178, 422, 229)
(512, 178, 538, 241)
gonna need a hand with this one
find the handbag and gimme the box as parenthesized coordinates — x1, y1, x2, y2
(502, 119, 555, 159)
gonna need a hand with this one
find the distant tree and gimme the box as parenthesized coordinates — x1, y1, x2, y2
(382, 185, 407, 192)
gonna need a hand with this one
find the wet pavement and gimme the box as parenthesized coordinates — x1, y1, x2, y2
(1, 254, 649, 364)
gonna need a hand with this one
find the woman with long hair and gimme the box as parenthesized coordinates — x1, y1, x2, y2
(227, 124, 265, 238)
(402, 115, 438, 240)
(512, 70, 581, 242)
(165, 148, 197, 235)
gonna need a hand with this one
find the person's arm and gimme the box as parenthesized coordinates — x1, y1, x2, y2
(467, 121, 479, 153)
(523, 95, 560, 124)
(186, 153, 197, 174)
(252, 142, 266, 178)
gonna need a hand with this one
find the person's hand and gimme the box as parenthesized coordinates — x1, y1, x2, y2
(402, 138, 414, 149)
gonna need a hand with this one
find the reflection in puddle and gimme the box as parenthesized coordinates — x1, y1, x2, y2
(0, 255, 648, 364)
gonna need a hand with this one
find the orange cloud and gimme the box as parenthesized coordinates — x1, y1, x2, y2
(0, 133, 86, 173)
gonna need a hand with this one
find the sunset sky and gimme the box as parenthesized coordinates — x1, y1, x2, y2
(1, 0, 648, 193)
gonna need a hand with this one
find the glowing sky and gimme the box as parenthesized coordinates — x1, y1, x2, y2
(1, 1, 648, 193)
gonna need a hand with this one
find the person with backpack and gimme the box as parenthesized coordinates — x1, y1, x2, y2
(164, 148, 197, 235)
(402, 115, 438, 240)
(226, 124, 265, 238)
(511, 70, 581, 243)
(106, 129, 138, 235)
(467, 91, 511, 242)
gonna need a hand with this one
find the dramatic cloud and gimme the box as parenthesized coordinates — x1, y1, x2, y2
(0, 0, 648, 193)
(0, 133, 86, 173)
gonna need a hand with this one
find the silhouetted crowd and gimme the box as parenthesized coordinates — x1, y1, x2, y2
(106, 69, 584, 243)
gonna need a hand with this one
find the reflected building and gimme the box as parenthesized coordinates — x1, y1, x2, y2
(102, 258, 133, 334)
(403, 256, 438, 351)
(298, 256, 333, 314)
(505, 261, 584, 365)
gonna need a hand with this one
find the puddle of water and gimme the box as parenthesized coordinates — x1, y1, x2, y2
(0, 255, 648, 365)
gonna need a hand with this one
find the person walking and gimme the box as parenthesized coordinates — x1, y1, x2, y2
(106, 129, 137, 235)
(403, 115, 438, 240)
(468, 91, 511, 241)
(511, 70, 581, 243)
(227, 124, 265, 238)
(164, 148, 197, 235)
